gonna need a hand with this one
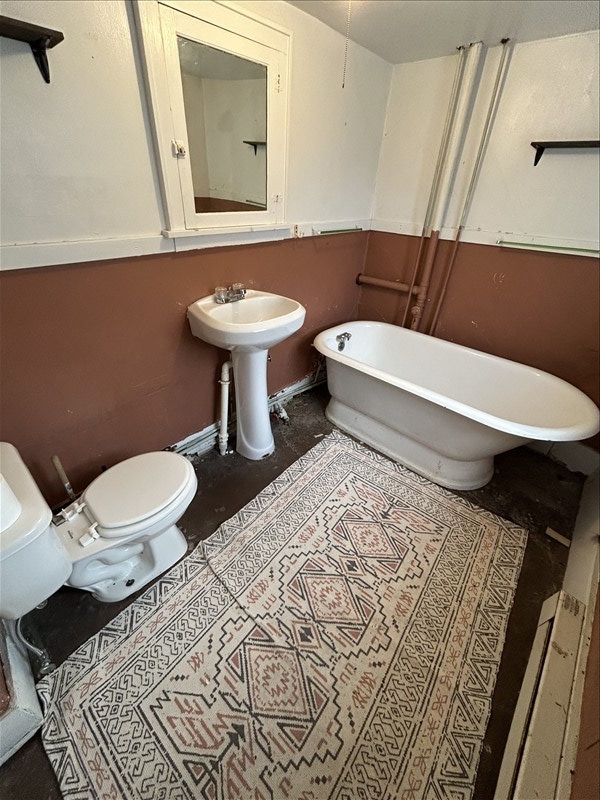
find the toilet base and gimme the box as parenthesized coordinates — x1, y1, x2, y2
(67, 524, 188, 603)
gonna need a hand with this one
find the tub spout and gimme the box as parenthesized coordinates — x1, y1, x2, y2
(336, 332, 352, 351)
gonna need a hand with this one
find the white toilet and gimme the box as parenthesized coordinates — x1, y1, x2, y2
(0, 442, 197, 618)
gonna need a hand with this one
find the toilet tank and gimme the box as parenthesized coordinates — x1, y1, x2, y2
(0, 443, 71, 619)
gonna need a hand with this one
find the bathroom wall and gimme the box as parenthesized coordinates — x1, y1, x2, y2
(0, 233, 367, 505)
(0, 0, 388, 502)
(361, 31, 600, 438)
(372, 32, 600, 247)
(1, 2, 598, 503)
(0, 0, 391, 268)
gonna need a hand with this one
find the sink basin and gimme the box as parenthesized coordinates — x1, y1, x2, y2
(187, 290, 306, 351)
(187, 290, 306, 461)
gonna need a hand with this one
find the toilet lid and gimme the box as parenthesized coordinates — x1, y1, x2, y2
(83, 452, 192, 529)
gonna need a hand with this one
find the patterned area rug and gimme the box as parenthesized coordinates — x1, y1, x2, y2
(39, 431, 527, 799)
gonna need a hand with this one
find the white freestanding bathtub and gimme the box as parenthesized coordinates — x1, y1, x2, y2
(313, 321, 599, 490)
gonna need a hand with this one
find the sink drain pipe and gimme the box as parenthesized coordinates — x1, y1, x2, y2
(218, 360, 233, 455)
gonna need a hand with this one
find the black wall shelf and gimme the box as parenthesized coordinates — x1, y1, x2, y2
(243, 140, 266, 155)
(531, 140, 600, 166)
(0, 15, 64, 83)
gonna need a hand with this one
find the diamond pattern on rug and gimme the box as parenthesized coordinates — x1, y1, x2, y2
(38, 431, 527, 800)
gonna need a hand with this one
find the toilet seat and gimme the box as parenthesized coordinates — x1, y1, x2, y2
(0, 443, 197, 612)
(81, 452, 196, 541)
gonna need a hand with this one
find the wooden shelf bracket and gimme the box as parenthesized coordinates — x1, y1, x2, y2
(0, 15, 64, 83)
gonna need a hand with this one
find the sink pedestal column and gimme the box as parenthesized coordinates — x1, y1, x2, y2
(231, 349, 274, 460)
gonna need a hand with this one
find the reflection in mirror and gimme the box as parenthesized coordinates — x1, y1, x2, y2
(177, 38, 267, 214)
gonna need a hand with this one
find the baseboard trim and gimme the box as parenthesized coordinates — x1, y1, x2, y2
(173, 374, 326, 457)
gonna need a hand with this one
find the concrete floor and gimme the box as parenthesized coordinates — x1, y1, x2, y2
(0, 385, 585, 799)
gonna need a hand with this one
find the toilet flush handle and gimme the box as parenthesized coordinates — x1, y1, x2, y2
(60, 499, 85, 522)
(79, 522, 100, 548)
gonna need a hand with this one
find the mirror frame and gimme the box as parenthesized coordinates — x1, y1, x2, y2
(133, 0, 290, 238)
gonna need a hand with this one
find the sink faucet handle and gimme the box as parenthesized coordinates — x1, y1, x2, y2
(230, 283, 246, 300)
(214, 286, 228, 303)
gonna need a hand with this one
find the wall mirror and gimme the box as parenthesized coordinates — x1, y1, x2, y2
(134, 0, 289, 236)
(178, 39, 267, 213)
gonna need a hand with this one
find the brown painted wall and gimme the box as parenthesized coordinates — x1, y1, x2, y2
(1, 229, 597, 507)
(0, 234, 366, 505)
(360, 232, 600, 446)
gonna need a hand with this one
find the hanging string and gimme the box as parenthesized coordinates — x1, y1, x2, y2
(342, 0, 352, 88)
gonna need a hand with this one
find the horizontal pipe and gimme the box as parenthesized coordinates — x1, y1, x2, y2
(314, 227, 363, 235)
(496, 240, 599, 254)
(357, 274, 421, 294)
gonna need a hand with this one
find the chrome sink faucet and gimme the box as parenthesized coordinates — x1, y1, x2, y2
(214, 283, 247, 304)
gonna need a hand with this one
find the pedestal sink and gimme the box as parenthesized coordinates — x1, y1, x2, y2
(187, 290, 306, 459)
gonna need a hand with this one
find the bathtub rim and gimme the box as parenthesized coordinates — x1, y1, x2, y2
(313, 321, 600, 443)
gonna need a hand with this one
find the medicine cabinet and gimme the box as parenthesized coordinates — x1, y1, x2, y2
(133, 1, 290, 237)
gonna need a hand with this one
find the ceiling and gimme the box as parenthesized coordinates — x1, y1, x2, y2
(287, 0, 600, 64)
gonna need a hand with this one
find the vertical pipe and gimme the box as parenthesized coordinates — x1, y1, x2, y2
(429, 39, 513, 336)
(421, 46, 468, 232)
(401, 46, 467, 328)
(411, 41, 486, 331)
(410, 231, 440, 330)
(218, 360, 232, 455)
(429, 41, 485, 233)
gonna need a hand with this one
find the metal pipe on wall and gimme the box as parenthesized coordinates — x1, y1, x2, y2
(429, 41, 486, 234)
(429, 38, 513, 336)
(410, 41, 486, 331)
(401, 45, 468, 328)
(356, 274, 421, 294)
(410, 231, 439, 330)
(218, 360, 232, 455)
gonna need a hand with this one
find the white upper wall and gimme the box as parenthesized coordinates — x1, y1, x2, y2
(3, 1, 595, 269)
(373, 30, 600, 251)
(236, 1, 391, 226)
(0, 0, 166, 248)
(0, 0, 391, 269)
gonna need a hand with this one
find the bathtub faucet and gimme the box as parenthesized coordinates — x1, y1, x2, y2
(336, 332, 352, 351)
(214, 283, 247, 304)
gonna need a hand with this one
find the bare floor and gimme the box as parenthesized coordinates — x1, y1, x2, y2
(0, 385, 584, 799)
